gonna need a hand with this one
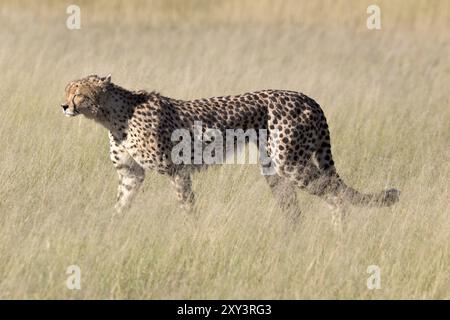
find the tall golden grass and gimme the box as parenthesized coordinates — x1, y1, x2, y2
(0, 0, 449, 299)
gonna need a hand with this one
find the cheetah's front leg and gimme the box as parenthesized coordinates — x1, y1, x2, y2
(114, 163, 145, 213)
(109, 133, 145, 214)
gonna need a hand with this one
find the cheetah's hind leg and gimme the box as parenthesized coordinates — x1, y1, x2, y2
(261, 164, 302, 223)
(170, 170, 195, 213)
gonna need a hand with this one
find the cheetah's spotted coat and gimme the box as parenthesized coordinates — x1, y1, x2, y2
(61, 75, 400, 225)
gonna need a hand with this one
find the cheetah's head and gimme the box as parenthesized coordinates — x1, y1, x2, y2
(61, 74, 111, 118)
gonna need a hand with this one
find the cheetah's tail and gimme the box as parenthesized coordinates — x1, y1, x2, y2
(335, 176, 400, 207)
(314, 123, 400, 207)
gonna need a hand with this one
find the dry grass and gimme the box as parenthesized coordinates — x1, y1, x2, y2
(0, 0, 449, 299)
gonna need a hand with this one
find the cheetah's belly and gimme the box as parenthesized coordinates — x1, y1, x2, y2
(124, 138, 173, 174)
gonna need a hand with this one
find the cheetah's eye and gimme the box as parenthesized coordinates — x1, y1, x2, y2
(72, 94, 85, 106)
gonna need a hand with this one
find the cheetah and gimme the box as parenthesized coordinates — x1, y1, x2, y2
(61, 74, 400, 225)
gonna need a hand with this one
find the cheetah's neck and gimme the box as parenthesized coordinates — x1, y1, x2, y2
(97, 85, 141, 141)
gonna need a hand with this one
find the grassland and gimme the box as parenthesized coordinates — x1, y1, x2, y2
(0, 0, 449, 299)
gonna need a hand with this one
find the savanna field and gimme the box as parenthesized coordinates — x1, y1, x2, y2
(0, 0, 449, 299)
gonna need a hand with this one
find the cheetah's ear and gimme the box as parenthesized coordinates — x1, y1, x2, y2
(102, 74, 111, 84)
